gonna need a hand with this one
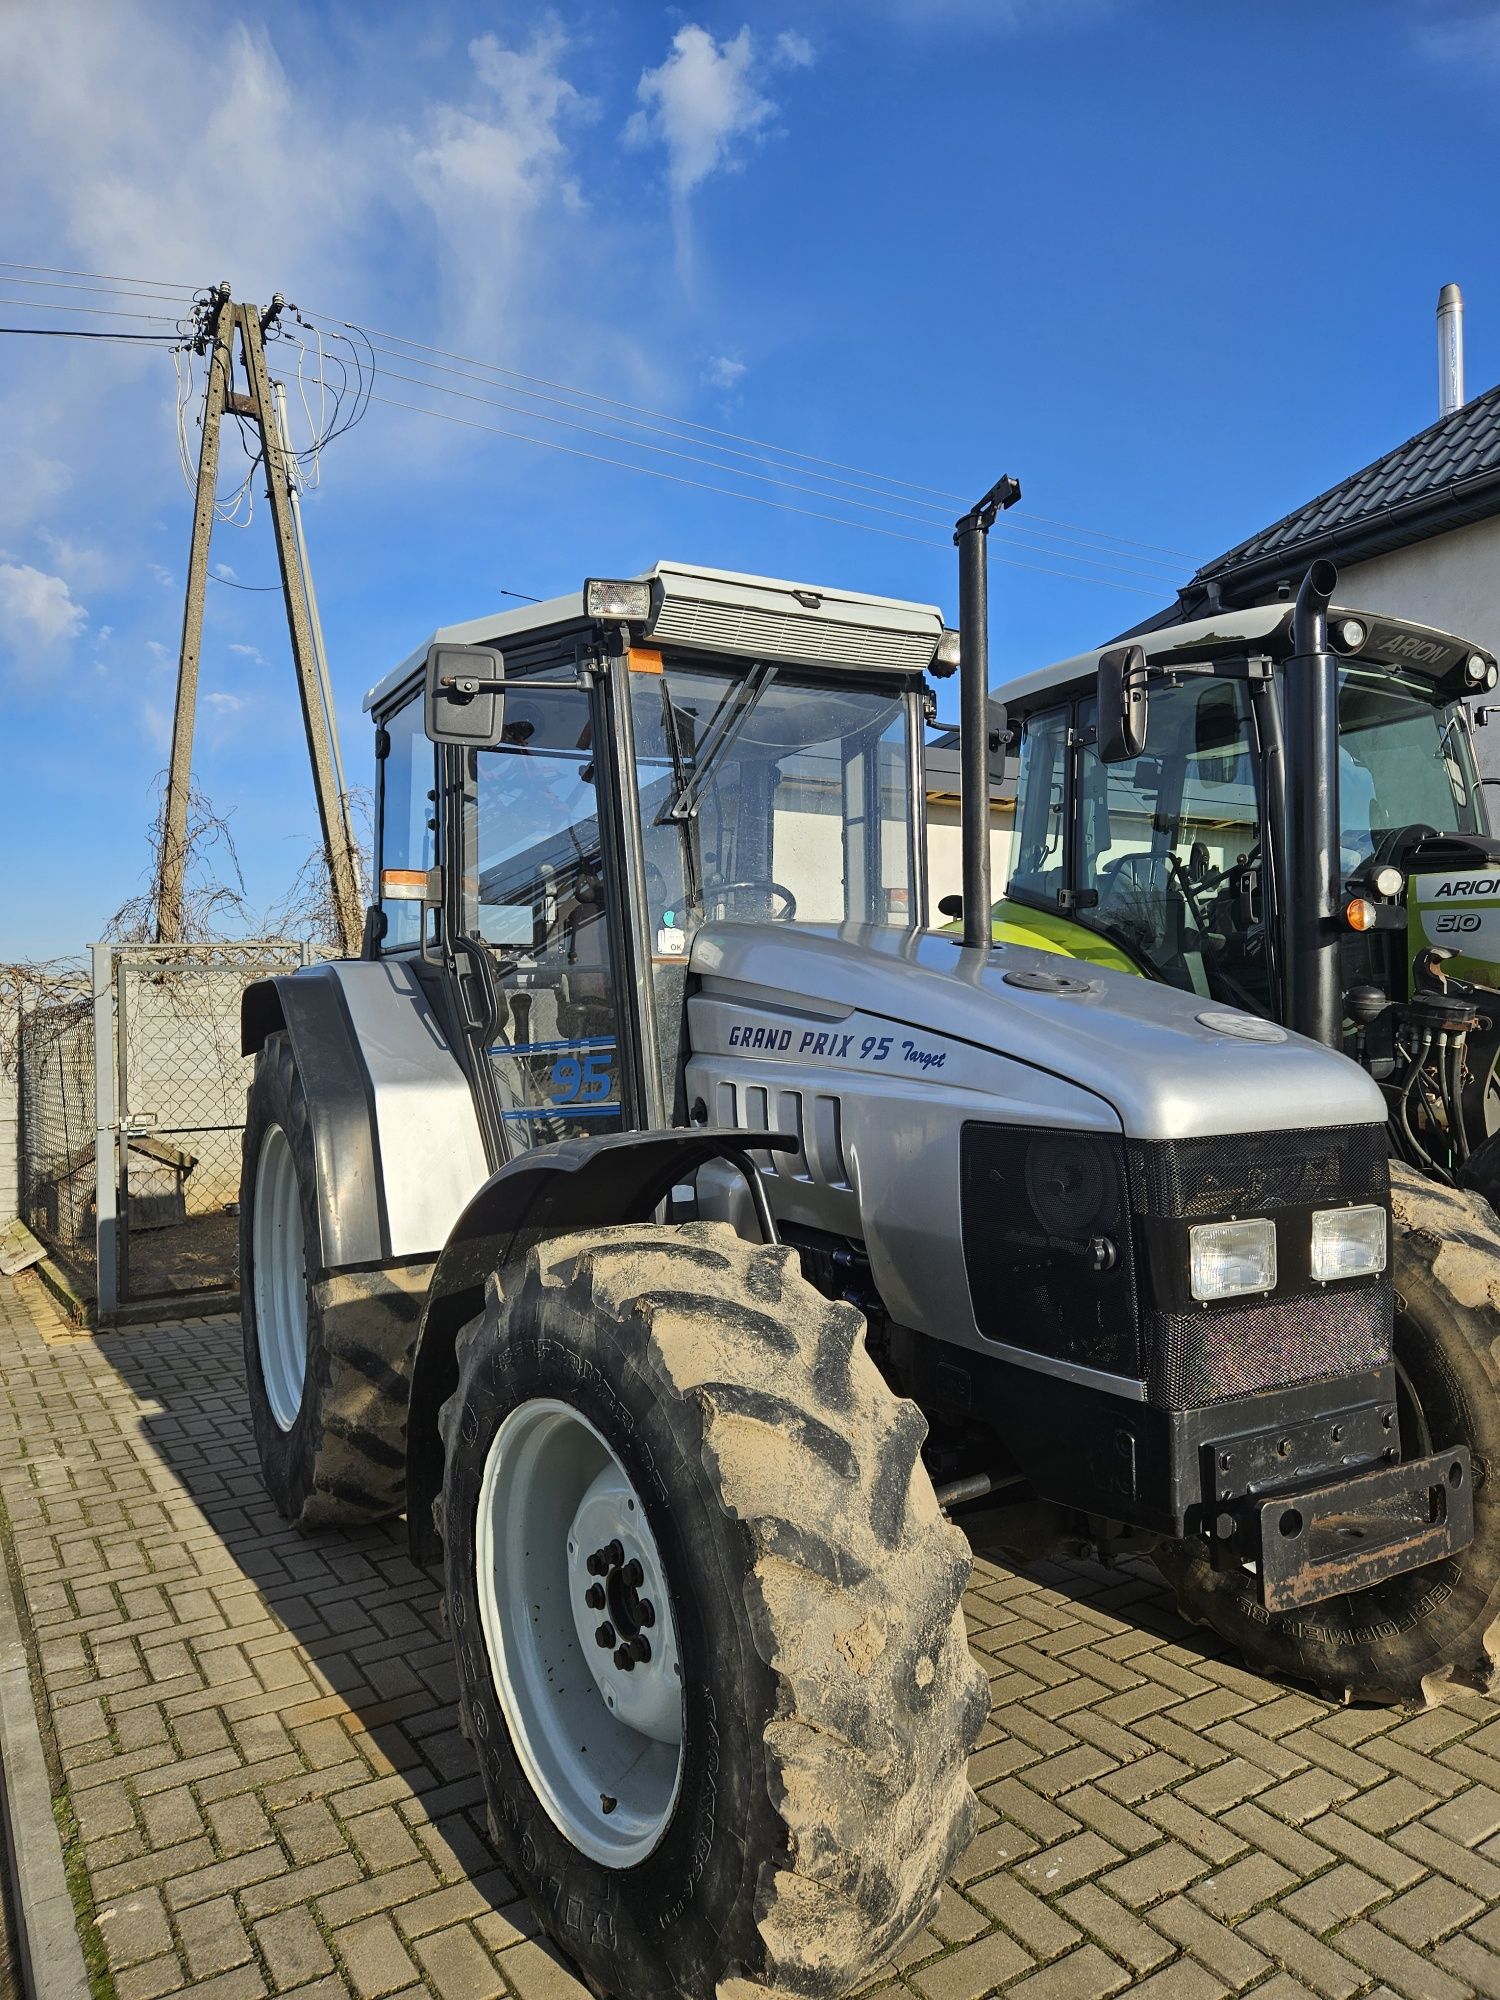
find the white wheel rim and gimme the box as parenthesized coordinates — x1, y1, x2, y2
(476, 1398, 684, 1867)
(252, 1124, 308, 1433)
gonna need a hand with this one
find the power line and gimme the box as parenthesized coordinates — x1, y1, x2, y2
(0, 297, 187, 325)
(0, 273, 200, 307)
(0, 326, 185, 344)
(369, 391, 1161, 595)
(209, 574, 282, 592)
(0, 257, 199, 294)
(367, 358, 1178, 584)
(314, 305, 1196, 567)
(359, 341, 1184, 581)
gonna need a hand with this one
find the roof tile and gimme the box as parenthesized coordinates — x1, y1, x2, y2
(1195, 380, 1500, 584)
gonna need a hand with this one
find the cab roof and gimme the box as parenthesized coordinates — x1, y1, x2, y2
(991, 600, 1495, 712)
(364, 560, 948, 715)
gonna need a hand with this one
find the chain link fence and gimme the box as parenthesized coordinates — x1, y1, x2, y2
(19, 995, 97, 1278)
(110, 941, 310, 1307)
(13, 942, 311, 1312)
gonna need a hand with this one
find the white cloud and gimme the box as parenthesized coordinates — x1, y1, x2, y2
(706, 355, 748, 388)
(0, 564, 88, 648)
(150, 563, 173, 587)
(214, 563, 238, 582)
(228, 642, 265, 664)
(625, 24, 812, 283)
(207, 691, 246, 714)
(626, 27, 775, 200)
(413, 25, 586, 218)
(407, 23, 596, 341)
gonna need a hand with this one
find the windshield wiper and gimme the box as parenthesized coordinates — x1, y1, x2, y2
(661, 660, 779, 822)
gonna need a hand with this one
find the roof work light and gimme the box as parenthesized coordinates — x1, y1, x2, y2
(585, 578, 652, 622)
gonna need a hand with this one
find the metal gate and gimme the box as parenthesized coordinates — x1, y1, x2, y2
(18, 990, 96, 1282)
(96, 940, 310, 1316)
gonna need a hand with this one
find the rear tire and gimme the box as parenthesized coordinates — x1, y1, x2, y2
(1153, 1164, 1500, 1704)
(240, 1031, 410, 1530)
(440, 1221, 988, 2000)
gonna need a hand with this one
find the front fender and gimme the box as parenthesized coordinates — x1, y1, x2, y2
(406, 1126, 792, 1566)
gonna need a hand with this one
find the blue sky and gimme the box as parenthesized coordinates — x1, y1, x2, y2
(2, 0, 1498, 957)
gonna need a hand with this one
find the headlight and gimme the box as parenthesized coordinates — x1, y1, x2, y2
(1311, 1204, 1387, 1283)
(1190, 1218, 1277, 1302)
(584, 577, 651, 622)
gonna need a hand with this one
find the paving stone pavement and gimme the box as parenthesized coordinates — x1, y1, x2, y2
(7, 1271, 1500, 2000)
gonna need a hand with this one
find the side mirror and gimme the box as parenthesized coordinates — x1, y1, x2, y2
(937, 893, 964, 920)
(1096, 644, 1148, 764)
(986, 698, 1010, 784)
(424, 643, 506, 746)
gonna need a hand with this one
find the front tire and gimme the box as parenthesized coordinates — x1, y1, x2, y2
(1154, 1163, 1500, 1704)
(441, 1221, 988, 2000)
(240, 1032, 411, 1529)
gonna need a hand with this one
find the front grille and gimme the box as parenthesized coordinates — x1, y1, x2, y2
(960, 1119, 1393, 1412)
(1128, 1123, 1389, 1220)
(1149, 1287, 1392, 1407)
(1132, 1123, 1392, 1408)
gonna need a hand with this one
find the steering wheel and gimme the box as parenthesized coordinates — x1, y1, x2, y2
(708, 879, 798, 920)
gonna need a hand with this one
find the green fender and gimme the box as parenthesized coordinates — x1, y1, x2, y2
(941, 897, 1143, 976)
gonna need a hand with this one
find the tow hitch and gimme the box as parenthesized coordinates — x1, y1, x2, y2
(1251, 1448, 1472, 1612)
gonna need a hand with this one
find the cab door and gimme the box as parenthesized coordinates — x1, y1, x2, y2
(448, 679, 629, 1151)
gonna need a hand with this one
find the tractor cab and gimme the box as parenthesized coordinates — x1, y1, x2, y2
(991, 600, 1500, 1158)
(364, 563, 943, 1163)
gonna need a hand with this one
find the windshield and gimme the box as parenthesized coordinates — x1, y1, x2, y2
(1071, 676, 1269, 1010)
(1336, 664, 1482, 867)
(633, 663, 915, 939)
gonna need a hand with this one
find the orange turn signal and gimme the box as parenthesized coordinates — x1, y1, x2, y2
(1344, 898, 1378, 932)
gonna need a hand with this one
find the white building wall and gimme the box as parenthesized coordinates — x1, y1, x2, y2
(926, 802, 1014, 914)
(1338, 516, 1500, 781)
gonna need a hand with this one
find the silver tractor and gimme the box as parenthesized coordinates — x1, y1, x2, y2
(238, 490, 1473, 2000)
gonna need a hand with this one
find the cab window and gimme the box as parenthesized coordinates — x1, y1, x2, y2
(1008, 708, 1068, 903)
(376, 695, 437, 951)
(1075, 677, 1268, 1011)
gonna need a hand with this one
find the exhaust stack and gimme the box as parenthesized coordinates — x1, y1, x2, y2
(1284, 560, 1342, 1050)
(1438, 283, 1465, 418)
(954, 475, 1021, 951)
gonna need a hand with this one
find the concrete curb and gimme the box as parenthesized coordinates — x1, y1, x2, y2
(0, 1546, 91, 2000)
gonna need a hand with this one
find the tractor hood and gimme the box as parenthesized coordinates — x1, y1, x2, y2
(687, 922, 1383, 1144)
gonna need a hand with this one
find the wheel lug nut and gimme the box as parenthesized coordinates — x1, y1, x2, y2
(613, 1644, 635, 1672)
(638, 1598, 655, 1627)
(623, 1558, 644, 1588)
(604, 1539, 624, 1569)
(585, 1583, 606, 1610)
(586, 1548, 609, 1576)
(595, 1622, 616, 1648)
(631, 1633, 651, 1663)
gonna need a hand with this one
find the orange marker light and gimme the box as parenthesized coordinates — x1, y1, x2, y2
(1344, 898, 1377, 932)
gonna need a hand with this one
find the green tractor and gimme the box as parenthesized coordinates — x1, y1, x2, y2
(979, 565, 1500, 1692)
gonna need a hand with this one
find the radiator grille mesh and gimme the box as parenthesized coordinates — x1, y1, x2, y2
(1148, 1287, 1392, 1408)
(1129, 1123, 1390, 1220)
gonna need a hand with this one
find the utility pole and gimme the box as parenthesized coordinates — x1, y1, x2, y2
(155, 290, 366, 957)
(157, 283, 234, 944)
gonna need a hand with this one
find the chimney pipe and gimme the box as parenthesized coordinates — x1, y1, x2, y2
(1438, 282, 1465, 418)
